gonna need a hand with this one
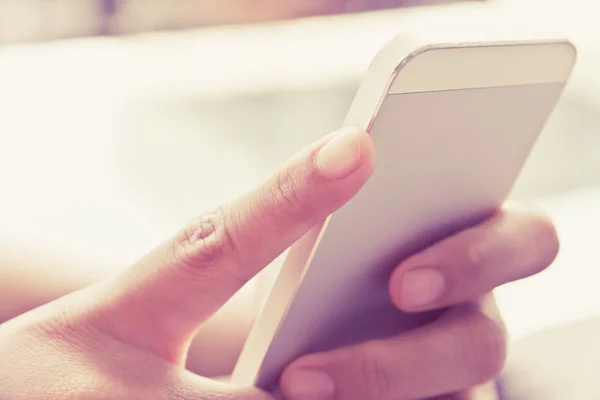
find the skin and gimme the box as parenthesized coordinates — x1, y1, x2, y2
(0, 127, 559, 400)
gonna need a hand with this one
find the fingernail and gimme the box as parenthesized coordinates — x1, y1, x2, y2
(400, 268, 445, 309)
(316, 128, 364, 179)
(283, 369, 336, 400)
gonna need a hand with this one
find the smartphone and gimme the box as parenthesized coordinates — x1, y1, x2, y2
(232, 30, 577, 391)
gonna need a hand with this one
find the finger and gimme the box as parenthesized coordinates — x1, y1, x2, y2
(389, 204, 559, 312)
(433, 381, 499, 400)
(90, 127, 375, 360)
(280, 296, 506, 400)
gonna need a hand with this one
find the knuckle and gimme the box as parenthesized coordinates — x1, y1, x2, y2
(268, 167, 309, 218)
(466, 235, 496, 271)
(172, 206, 238, 271)
(466, 310, 508, 384)
(356, 346, 393, 400)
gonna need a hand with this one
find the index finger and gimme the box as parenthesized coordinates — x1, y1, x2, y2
(89, 127, 375, 362)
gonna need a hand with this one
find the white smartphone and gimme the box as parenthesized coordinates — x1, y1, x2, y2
(232, 30, 577, 391)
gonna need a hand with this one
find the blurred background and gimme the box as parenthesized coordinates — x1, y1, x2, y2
(0, 0, 472, 43)
(0, 0, 599, 392)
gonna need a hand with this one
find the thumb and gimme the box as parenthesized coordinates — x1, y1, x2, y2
(87, 127, 375, 362)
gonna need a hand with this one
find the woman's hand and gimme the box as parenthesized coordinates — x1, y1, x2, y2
(0, 127, 375, 399)
(0, 126, 559, 399)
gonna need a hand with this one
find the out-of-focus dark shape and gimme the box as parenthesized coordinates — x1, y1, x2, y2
(0, 0, 483, 44)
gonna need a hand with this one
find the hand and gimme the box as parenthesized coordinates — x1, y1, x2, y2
(280, 205, 559, 400)
(0, 127, 375, 399)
